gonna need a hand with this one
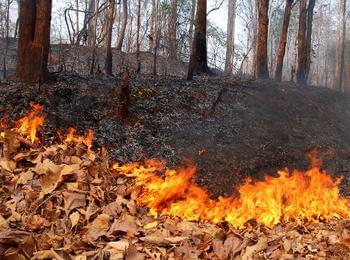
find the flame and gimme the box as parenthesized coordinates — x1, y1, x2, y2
(113, 158, 350, 228)
(65, 127, 94, 150)
(15, 104, 45, 143)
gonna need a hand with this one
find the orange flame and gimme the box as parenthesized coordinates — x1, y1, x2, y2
(15, 104, 45, 143)
(113, 158, 350, 228)
(65, 127, 94, 150)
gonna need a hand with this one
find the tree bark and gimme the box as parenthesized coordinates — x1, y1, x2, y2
(275, 0, 294, 81)
(255, 0, 269, 79)
(115, 0, 127, 50)
(305, 0, 315, 80)
(224, 0, 237, 75)
(168, 0, 178, 59)
(187, 0, 208, 80)
(334, 0, 347, 91)
(89, 0, 99, 75)
(104, 0, 116, 75)
(296, 0, 307, 84)
(15, 0, 52, 83)
(136, 0, 141, 73)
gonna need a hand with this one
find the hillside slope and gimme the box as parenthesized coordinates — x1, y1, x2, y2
(1, 74, 350, 196)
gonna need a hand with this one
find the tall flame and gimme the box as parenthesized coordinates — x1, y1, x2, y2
(113, 157, 350, 228)
(15, 104, 45, 143)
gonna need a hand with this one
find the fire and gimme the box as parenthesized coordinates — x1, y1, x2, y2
(15, 104, 45, 143)
(113, 157, 350, 228)
(65, 127, 94, 150)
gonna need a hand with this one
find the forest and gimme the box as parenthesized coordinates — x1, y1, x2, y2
(0, 0, 350, 259)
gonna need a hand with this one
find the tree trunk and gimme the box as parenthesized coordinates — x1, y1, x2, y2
(115, 0, 127, 50)
(275, 0, 294, 81)
(89, 0, 99, 75)
(87, 0, 96, 47)
(255, 0, 269, 79)
(136, 0, 141, 74)
(334, 0, 347, 91)
(296, 0, 307, 84)
(187, 0, 208, 80)
(188, 0, 196, 54)
(305, 0, 315, 81)
(2, 0, 11, 79)
(224, 0, 237, 75)
(104, 0, 116, 75)
(168, 0, 178, 59)
(15, 0, 52, 83)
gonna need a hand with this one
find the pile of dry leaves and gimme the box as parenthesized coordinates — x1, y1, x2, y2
(1, 130, 350, 259)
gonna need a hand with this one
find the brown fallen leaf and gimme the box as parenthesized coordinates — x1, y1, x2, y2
(32, 249, 65, 260)
(108, 214, 139, 237)
(63, 191, 86, 214)
(70, 211, 81, 229)
(0, 229, 30, 245)
(0, 158, 16, 172)
(26, 214, 50, 232)
(213, 233, 243, 259)
(105, 239, 129, 259)
(140, 236, 188, 246)
(242, 236, 268, 260)
(84, 213, 111, 243)
(125, 244, 145, 260)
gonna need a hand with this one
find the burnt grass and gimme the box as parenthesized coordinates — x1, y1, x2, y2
(1, 73, 350, 197)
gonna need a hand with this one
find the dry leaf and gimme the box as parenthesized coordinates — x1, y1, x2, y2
(0, 158, 16, 172)
(26, 215, 50, 232)
(70, 211, 80, 229)
(17, 170, 34, 185)
(108, 214, 139, 236)
(140, 236, 188, 246)
(32, 249, 65, 260)
(63, 191, 86, 214)
(242, 236, 268, 260)
(84, 213, 110, 243)
(213, 233, 242, 259)
(105, 239, 129, 259)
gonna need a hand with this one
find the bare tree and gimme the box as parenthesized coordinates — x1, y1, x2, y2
(136, 0, 141, 73)
(104, 0, 116, 75)
(15, 0, 52, 82)
(275, 0, 294, 81)
(296, 0, 308, 84)
(89, 0, 99, 74)
(187, 0, 208, 80)
(2, 0, 12, 79)
(334, 0, 347, 91)
(256, 0, 270, 79)
(169, 0, 178, 59)
(115, 0, 127, 50)
(224, 0, 237, 75)
(305, 0, 316, 80)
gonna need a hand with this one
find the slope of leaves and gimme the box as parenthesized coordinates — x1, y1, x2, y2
(1, 131, 350, 259)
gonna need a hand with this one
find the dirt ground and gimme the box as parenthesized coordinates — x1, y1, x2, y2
(1, 73, 350, 197)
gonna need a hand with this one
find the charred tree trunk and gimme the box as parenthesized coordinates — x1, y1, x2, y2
(296, 0, 307, 84)
(255, 0, 269, 79)
(305, 0, 315, 81)
(334, 0, 347, 91)
(187, 0, 208, 80)
(275, 0, 294, 81)
(136, 0, 141, 74)
(168, 0, 178, 59)
(104, 0, 116, 75)
(115, 0, 127, 50)
(89, 0, 99, 75)
(15, 0, 52, 83)
(224, 0, 237, 75)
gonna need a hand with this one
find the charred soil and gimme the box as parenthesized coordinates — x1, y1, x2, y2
(1, 74, 350, 197)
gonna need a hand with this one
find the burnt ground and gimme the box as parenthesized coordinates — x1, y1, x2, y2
(1, 73, 350, 197)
